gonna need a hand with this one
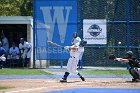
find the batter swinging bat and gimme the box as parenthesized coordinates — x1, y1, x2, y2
(47, 41, 63, 47)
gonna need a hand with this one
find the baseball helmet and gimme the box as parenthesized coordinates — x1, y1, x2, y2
(73, 32, 78, 38)
(80, 40, 87, 46)
(125, 51, 133, 59)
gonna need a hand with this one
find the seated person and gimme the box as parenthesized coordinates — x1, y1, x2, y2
(9, 42, 20, 60)
(8, 42, 20, 67)
(0, 42, 6, 69)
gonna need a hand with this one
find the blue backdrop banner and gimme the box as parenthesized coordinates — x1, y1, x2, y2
(34, 0, 78, 60)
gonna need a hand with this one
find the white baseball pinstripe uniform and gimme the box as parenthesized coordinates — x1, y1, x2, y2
(67, 44, 84, 74)
(73, 36, 81, 44)
(19, 41, 32, 59)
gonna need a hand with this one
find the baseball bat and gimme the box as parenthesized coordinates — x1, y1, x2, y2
(47, 41, 63, 47)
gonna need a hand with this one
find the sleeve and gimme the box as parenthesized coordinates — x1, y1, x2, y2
(25, 42, 31, 49)
(77, 37, 81, 42)
(16, 47, 20, 54)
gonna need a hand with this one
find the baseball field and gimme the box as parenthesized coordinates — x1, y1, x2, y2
(0, 68, 140, 93)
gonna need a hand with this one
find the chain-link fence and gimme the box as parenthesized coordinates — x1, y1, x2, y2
(80, 0, 140, 67)
(35, 0, 140, 67)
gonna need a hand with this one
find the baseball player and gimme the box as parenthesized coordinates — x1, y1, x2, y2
(9, 42, 20, 60)
(60, 40, 87, 82)
(1, 32, 9, 56)
(19, 38, 32, 68)
(71, 32, 83, 68)
(71, 32, 81, 45)
(110, 51, 140, 82)
(0, 42, 6, 69)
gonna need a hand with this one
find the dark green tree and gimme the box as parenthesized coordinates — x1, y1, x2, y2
(0, 0, 32, 16)
(20, 0, 32, 16)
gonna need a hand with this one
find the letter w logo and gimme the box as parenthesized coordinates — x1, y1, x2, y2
(40, 6, 72, 43)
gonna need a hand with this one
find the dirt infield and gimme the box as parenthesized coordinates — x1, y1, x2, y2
(0, 78, 140, 93)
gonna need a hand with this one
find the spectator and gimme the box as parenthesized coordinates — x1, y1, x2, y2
(0, 41, 6, 69)
(7, 42, 20, 67)
(9, 42, 20, 60)
(19, 38, 32, 68)
(1, 32, 9, 56)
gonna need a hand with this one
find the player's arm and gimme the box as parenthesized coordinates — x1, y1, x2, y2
(25, 42, 32, 52)
(64, 45, 78, 50)
(109, 54, 129, 62)
(70, 45, 78, 50)
(19, 44, 24, 54)
(115, 58, 129, 62)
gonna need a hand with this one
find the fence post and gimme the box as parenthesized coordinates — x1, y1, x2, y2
(33, 0, 38, 68)
(60, 60, 63, 69)
(126, 0, 131, 69)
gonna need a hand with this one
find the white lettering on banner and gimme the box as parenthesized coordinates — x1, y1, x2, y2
(40, 6, 72, 43)
(37, 47, 69, 54)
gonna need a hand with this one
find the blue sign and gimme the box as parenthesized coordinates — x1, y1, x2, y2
(34, 0, 78, 59)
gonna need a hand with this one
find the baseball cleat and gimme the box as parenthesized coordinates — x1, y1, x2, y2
(60, 79, 67, 82)
(80, 76, 85, 81)
(132, 79, 140, 82)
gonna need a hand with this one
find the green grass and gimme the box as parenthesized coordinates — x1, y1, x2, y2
(0, 86, 14, 90)
(81, 70, 129, 76)
(0, 69, 52, 75)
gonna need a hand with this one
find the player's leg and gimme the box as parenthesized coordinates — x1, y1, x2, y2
(21, 51, 26, 68)
(77, 73, 85, 81)
(73, 58, 85, 81)
(26, 58, 30, 68)
(134, 68, 140, 80)
(0, 61, 4, 69)
(60, 58, 71, 82)
(60, 72, 70, 82)
(26, 50, 32, 68)
(0, 61, 2, 69)
(129, 68, 140, 82)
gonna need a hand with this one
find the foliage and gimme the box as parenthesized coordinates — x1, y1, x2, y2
(0, 0, 32, 16)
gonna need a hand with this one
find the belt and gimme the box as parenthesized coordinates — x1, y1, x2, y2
(70, 56, 75, 58)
